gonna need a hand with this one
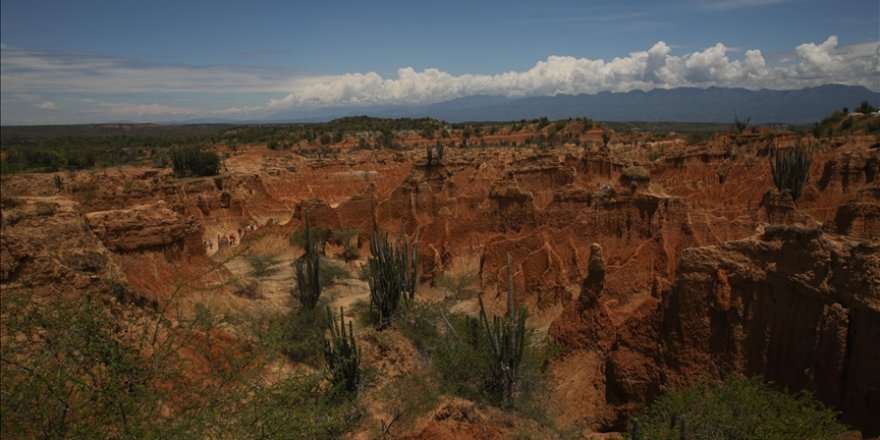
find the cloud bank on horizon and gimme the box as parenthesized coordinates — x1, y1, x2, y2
(2, 36, 878, 124)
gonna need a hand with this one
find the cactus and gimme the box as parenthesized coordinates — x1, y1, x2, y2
(630, 417, 641, 440)
(367, 228, 418, 329)
(770, 145, 812, 201)
(323, 306, 360, 393)
(426, 144, 433, 166)
(734, 113, 751, 133)
(477, 254, 527, 406)
(53, 174, 63, 191)
(435, 141, 445, 161)
(293, 215, 321, 309)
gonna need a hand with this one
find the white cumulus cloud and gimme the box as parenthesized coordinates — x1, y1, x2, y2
(1, 35, 877, 124)
(249, 36, 876, 113)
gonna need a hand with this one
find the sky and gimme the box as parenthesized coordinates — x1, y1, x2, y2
(1, 0, 878, 125)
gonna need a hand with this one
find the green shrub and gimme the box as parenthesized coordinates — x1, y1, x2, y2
(319, 258, 351, 289)
(188, 372, 361, 439)
(245, 252, 282, 280)
(290, 225, 329, 254)
(331, 227, 361, 261)
(438, 270, 480, 299)
(265, 307, 329, 367)
(1, 291, 160, 438)
(170, 145, 220, 177)
(631, 376, 847, 440)
(770, 146, 812, 201)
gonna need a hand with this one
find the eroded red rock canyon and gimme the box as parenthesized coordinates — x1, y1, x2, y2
(2, 121, 878, 438)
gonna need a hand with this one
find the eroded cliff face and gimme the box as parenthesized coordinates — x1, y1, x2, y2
(551, 227, 880, 434)
(0, 196, 224, 306)
(661, 226, 879, 433)
(86, 201, 204, 254)
(0, 197, 125, 293)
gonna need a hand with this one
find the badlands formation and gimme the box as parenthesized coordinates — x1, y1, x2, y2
(1, 119, 878, 438)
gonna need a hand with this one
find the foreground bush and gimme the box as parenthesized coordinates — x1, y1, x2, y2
(395, 301, 553, 414)
(264, 307, 329, 367)
(631, 376, 847, 440)
(1, 290, 362, 439)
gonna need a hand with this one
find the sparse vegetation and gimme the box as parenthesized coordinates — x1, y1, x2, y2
(438, 270, 480, 299)
(290, 224, 329, 254)
(170, 145, 221, 177)
(245, 252, 282, 280)
(319, 258, 351, 289)
(0, 289, 365, 439)
(630, 376, 848, 440)
(264, 306, 329, 366)
(331, 227, 361, 261)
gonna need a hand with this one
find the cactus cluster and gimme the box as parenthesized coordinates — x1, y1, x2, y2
(293, 215, 321, 309)
(323, 306, 360, 393)
(770, 145, 812, 201)
(477, 254, 527, 406)
(367, 228, 418, 329)
(734, 113, 751, 133)
(426, 141, 445, 166)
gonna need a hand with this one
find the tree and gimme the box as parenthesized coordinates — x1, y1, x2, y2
(170, 146, 220, 177)
(319, 133, 332, 146)
(856, 100, 876, 114)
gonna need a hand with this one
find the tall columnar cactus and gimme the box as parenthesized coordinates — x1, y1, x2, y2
(435, 141, 445, 161)
(426, 144, 433, 166)
(477, 254, 527, 406)
(770, 145, 812, 201)
(294, 215, 321, 309)
(367, 228, 418, 329)
(323, 306, 360, 393)
(630, 418, 641, 440)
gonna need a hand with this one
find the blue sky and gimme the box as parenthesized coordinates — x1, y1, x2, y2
(2, 0, 878, 124)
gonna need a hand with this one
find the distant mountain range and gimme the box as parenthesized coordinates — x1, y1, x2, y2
(251, 84, 878, 125)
